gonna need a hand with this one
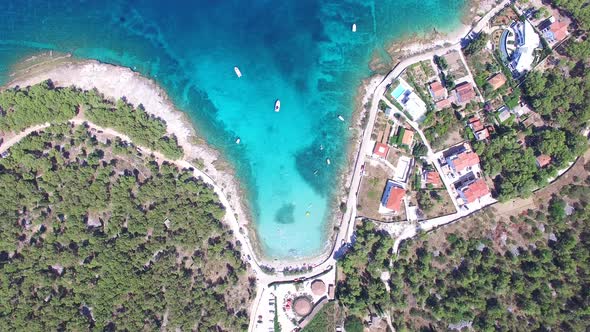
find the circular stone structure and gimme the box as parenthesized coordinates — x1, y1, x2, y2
(311, 279, 326, 296)
(293, 296, 313, 317)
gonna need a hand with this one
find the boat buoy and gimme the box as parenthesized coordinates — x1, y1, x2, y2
(352, 23, 357, 32)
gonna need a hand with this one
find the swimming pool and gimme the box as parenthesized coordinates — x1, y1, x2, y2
(391, 84, 407, 100)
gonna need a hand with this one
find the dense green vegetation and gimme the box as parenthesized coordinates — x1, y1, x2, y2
(473, 1, 590, 201)
(339, 178, 590, 331)
(552, 0, 590, 29)
(338, 222, 393, 316)
(301, 302, 335, 332)
(0, 81, 78, 131)
(422, 107, 462, 150)
(463, 32, 488, 56)
(0, 124, 251, 330)
(86, 99, 183, 160)
(0, 81, 183, 159)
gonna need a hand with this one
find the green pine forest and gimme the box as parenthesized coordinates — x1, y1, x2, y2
(0, 84, 253, 330)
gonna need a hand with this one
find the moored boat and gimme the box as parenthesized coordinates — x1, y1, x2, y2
(352, 23, 357, 32)
(235, 137, 241, 144)
(274, 99, 281, 112)
(326, 158, 331, 165)
(234, 66, 242, 78)
(338, 115, 344, 121)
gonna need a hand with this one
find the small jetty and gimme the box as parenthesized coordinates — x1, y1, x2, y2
(234, 66, 242, 78)
(352, 23, 357, 32)
(275, 99, 281, 112)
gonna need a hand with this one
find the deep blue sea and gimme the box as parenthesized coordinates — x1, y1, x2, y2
(0, 0, 465, 259)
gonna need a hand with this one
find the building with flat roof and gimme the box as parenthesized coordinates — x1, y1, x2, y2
(380, 180, 406, 213)
(391, 78, 427, 121)
(373, 142, 389, 159)
(510, 21, 540, 74)
(497, 107, 512, 123)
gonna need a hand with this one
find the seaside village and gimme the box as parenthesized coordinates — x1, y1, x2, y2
(252, 1, 581, 331)
(357, 1, 571, 224)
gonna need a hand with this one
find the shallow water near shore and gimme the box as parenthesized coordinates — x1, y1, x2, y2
(0, 0, 465, 259)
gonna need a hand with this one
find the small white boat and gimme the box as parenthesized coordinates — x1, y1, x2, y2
(326, 158, 331, 165)
(338, 115, 345, 121)
(352, 23, 357, 32)
(320, 144, 324, 150)
(274, 99, 281, 112)
(235, 137, 241, 144)
(234, 66, 242, 78)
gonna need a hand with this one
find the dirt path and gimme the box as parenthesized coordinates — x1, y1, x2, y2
(0, 123, 51, 154)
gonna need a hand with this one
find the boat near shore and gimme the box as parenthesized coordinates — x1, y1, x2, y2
(234, 66, 242, 78)
(338, 115, 344, 121)
(275, 99, 281, 112)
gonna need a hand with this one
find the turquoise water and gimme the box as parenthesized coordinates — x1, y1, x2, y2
(0, 0, 465, 259)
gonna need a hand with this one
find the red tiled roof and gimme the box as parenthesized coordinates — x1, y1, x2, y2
(462, 179, 490, 203)
(429, 81, 446, 100)
(451, 151, 480, 173)
(469, 117, 484, 131)
(487, 73, 507, 90)
(435, 98, 452, 109)
(455, 82, 476, 103)
(426, 171, 442, 186)
(386, 187, 406, 212)
(536, 154, 552, 168)
(550, 21, 569, 42)
(401, 129, 414, 146)
(475, 128, 490, 140)
(373, 142, 389, 159)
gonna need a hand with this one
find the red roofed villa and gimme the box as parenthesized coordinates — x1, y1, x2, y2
(545, 20, 569, 43)
(459, 178, 491, 204)
(454, 82, 477, 104)
(425, 171, 443, 187)
(487, 73, 507, 91)
(435, 97, 452, 110)
(536, 154, 552, 168)
(373, 142, 389, 159)
(429, 81, 447, 101)
(401, 129, 415, 146)
(381, 180, 405, 213)
(447, 149, 480, 174)
(468, 117, 484, 132)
